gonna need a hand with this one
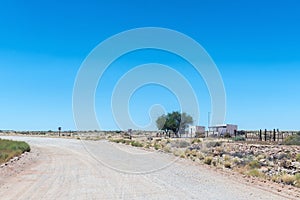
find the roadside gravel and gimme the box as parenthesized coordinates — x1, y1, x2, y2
(0, 136, 293, 200)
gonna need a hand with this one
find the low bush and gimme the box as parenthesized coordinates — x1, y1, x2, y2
(281, 174, 296, 185)
(154, 143, 161, 150)
(233, 136, 246, 141)
(283, 134, 300, 145)
(224, 161, 231, 169)
(191, 138, 202, 144)
(204, 156, 213, 165)
(163, 146, 172, 153)
(0, 139, 30, 164)
(206, 141, 222, 148)
(295, 173, 300, 187)
(248, 160, 260, 169)
(296, 154, 300, 162)
(247, 169, 264, 178)
(171, 140, 191, 148)
(131, 141, 143, 147)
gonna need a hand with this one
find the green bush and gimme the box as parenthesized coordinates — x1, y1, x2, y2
(283, 134, 300, 145)
(154, 143, 161, 150)
(247, 169, 264, 178)
(131, 141, 143, 147)
(233, 136, 246, 141)
(0, 139, 30, 163)
(248, 160, 260, 169)
(296, 154, 300, 162)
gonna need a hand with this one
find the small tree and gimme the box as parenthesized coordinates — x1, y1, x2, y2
(156, 111, 193, 137)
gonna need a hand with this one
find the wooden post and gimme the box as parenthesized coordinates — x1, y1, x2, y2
(273, 129, 276, 141)
(264, 129, 267, 141)
(259, 129, 262, 141)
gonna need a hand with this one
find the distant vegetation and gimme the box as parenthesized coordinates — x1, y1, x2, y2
(0, 139, 30, 164)
(283, 132, 300, 145)
(156, 111, 193, 137)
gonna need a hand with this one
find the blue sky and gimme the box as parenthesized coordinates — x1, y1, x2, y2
(0, 0, 299, 131)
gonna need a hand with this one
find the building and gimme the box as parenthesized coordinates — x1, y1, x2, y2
(208, 124, 238, 136)
(188, 125, 206, 137)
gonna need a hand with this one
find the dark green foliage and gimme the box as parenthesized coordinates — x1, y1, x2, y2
(233, 136, 246, 141)
(156, 111, 193, 136)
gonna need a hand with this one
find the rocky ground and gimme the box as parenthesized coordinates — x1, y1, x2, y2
(0, 135, 298, 199)
(0, 146, 39, 186)
(109, 136, 300, 190)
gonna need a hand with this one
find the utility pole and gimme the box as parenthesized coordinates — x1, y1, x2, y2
(207, 112, 211, 137)
(208, 112, 211, 128)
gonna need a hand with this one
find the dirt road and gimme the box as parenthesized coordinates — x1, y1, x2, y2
(0, 136, 289, 200)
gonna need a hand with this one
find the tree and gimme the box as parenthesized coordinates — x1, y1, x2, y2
(156, 111, 193, 137)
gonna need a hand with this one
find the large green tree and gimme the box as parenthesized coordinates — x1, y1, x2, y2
(156, 111, 193, 137)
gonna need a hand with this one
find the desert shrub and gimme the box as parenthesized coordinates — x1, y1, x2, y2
(110, 138, 125, 144)
(154, 143, 161, 150)
(131, 141, 143, 147)
(206, 141, 222, 148)
(191, 138, 202, 144)
(295, 173, 300, 187)
(296, 154, 300, 162)
(247, 169, 264, 178)
(283, 134, 300, 145)
(233, 158, 241, 165)
(163, 146, 172, 153)
(173, 149, 184, 157)
(212, 159, 217, 166)
(233, 136, 246, 141)
(0, 139, 30, 163)
(204, 156, 213, 165)
(171, 140, 191, 148)
(224, 161, 231, 169)
(248, 160, 260, 169)
(281, 174, 296, 185)
(224, 155, 231, 162)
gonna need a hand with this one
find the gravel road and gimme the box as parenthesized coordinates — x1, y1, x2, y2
(0, 136, 289, 200)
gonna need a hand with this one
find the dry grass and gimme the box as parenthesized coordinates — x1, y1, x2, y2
(204, 156, 213, 165)
(224, 161, 232, 169)
(246, 169, 265, 178)
(0, 139, 30, 164)
(281, 174, 296, 185)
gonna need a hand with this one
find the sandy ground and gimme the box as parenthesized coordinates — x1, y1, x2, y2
(0, 136, 295, 200)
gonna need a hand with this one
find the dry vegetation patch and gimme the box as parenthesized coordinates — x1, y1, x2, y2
(0, 139, 31, 164)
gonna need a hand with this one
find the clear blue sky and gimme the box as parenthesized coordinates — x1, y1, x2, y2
(0, 0, 299, 131)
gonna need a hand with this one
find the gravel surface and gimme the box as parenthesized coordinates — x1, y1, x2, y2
(0, 136, 292, 200)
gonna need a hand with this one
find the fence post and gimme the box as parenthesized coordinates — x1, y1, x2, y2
(264, 129, 267, 141)
(273, 129, 276, 141)
(259, 129, 262, 141)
